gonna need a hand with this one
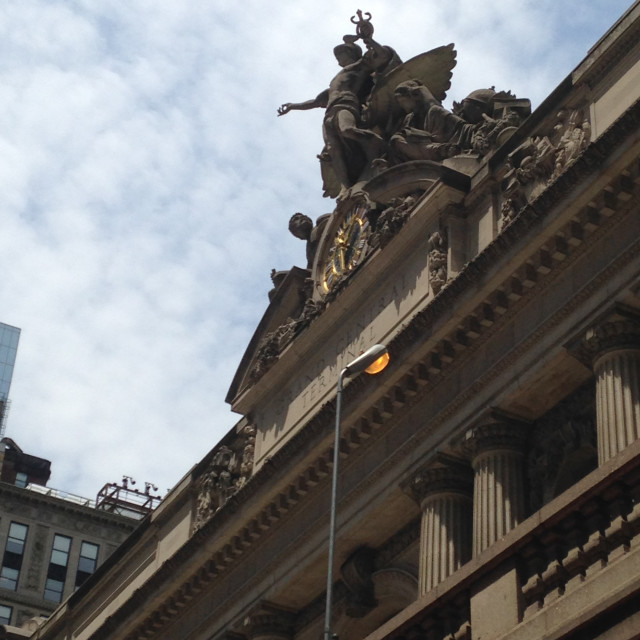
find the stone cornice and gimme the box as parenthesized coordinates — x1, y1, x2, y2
(0, 482, 137, 531)
(573, 2, 640, 90)
(80, 99, 640, 640)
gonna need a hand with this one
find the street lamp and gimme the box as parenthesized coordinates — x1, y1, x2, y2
(324, 344, 390, 640)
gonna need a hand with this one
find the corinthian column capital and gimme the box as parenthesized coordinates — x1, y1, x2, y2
(569, 305, 640, 366)
(242, 602, 295, 640)
(462, 410, 530, 462)
(406, 452, 474, 506)
(584, 319, 640, 360)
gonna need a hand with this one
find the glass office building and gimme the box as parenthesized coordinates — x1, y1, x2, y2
(0, 323, 20, 403)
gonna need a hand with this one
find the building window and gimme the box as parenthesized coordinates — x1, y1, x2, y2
(74, 541, 99, 589)
(0, 604, 11, 625)
(43, 534, 71, 603)
(0, 604, 13, 624)
(0, 522, 28, 590)
(15, 471, 28, 488)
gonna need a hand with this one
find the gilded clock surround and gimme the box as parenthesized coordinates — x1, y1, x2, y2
(319, 199, 372, 295)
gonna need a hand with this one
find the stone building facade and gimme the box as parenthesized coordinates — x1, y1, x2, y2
(0, 481, 137, 630)
(8, 3, 640, 639)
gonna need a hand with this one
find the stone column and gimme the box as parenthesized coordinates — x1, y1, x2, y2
(464, 414, 529, 557)
(581, 312, 640, 465)
(408, 453, 473, 595)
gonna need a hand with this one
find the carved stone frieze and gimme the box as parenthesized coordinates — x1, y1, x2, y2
(500, 135, 556, 229)
(249, 321, 298, 383)
(193, 424, 257, 532)
(551, 108, 592, 180)
(298, 296, 327, 327)
(369, 195, 417, 249)
(499, 107, 591, 230)
(24, 524, 48, 592)
(427, 228, 448, 295)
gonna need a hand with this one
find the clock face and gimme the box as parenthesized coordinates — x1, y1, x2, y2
(321, 201, 370, 293)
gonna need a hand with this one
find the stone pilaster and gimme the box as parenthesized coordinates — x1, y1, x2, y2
(407, 453, 473, 594)
(464, 414, 529, 557)
(580, 311, 640, 465)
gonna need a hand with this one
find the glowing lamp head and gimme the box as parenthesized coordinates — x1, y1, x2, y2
(364, 351, 390, 375)
(343, 344, 389, 377)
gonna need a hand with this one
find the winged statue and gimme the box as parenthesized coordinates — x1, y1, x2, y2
(278, 12, 457, 199)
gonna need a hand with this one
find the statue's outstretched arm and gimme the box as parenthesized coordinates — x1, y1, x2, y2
(363, 36, 392, 70)
(278, 89, 330, 116)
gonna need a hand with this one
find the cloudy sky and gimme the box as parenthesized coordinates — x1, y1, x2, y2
(0, 0, 633, 501)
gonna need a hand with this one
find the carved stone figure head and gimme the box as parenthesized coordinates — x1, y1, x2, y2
(453, 88, 496, 123)
(288, 212, 313, 240)
(393, 79, 437, 114)
(333, 42, 362, 66)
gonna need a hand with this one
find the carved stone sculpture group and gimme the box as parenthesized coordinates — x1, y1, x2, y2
(254, 11, 592, 389)
(278, 12, 530, 200)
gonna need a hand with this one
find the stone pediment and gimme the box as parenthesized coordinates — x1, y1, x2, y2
(225, 266, 310, 405)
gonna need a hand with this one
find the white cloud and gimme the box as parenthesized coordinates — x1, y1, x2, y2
(0, 0, 632, 499)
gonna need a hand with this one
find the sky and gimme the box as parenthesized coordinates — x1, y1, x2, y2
(0, 0, 634, 501)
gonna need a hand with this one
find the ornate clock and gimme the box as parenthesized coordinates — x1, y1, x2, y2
(321, 201, 371, 294)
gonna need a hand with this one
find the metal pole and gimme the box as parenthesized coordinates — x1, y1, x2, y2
(324, 368, 346, 640)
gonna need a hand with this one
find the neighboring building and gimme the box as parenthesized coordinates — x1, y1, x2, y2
(0, 323, 20, 433)
(0, 324, 145, 631)
(7, 4, 640, 640)
(0, 477, 138, 629)
(0, 439, 51, 489)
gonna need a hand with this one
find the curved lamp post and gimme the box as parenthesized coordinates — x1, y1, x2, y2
(324, 344, 390, 640)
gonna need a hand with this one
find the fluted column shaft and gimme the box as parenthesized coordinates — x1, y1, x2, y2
(409, 455, 473, 595)
(594, 349, 640, 463)
(420, 491, 472, 594)
(465, 419, 528, 557)
(582, 314, 640, 465)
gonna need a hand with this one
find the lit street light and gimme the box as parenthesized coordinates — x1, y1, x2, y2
(324, 344, 390, 640)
